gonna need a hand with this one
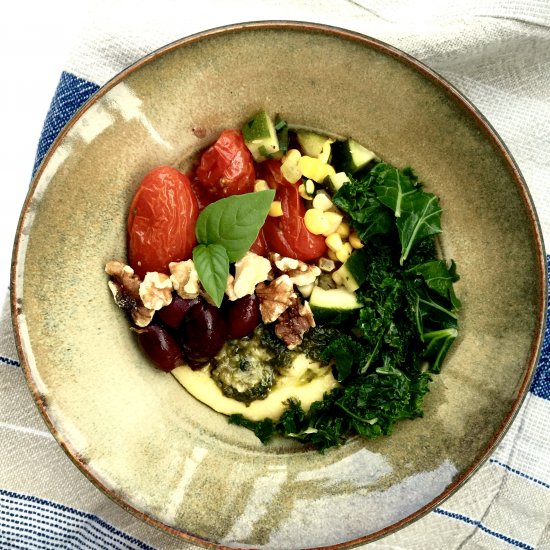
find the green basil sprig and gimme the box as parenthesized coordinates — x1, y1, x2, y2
(192, 189, 276, 306)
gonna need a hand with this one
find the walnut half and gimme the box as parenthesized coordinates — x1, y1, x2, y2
(274, 297, 316, 349)
(105, 260, 155, 327)
(255, 274, 296, 323)
(139, 272, 173, 311)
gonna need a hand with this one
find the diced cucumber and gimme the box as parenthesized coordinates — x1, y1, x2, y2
(309, 286, 363, 324)
(296, 130, 329, 158)
(330, 138, 377, 174)
(275, 115, 289, 155)
(334, 249, 369, 293)
(242, 110, 280, 162)
(324, 171, 350, 194)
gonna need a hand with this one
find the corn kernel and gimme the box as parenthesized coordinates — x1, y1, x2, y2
(336, 222, 351, 239)
(322, 211, 344, 236)
(327, 249, 338, 261)
(312, 191, 333, 212)
(280, 149, 302, 183)
(268, 201, 283, 217)
(318, 257, 336, 272)
(254, 179, 269, 192)
(336, 242, 353, 263)
(298, 184, 310, 200)
(298, 155, 336, 183)
(304, 179, 315, 195)
(325, 232, 343, 252)
(349, 232, 364, 249)
(297, 282, 315, 298)
(304, 208, 330, 235)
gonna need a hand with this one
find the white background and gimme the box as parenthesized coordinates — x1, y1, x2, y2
(0, 1, 89, 290)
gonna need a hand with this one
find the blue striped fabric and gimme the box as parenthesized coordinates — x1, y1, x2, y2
(32, 72, 99, 177)
(530, 269, 550, 399)
(433, 508, 534, 550)
(0, 490, 154, 550)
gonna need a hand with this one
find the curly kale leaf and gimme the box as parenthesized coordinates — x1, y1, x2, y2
(332, 172, 393, 241)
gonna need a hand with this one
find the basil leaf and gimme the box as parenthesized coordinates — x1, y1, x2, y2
(192, 243, 229, 307)
(195, 190, 276, 262)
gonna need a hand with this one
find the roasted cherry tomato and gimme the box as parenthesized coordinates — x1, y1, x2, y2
(195, 129, 256, 199)
(128, 165, 199, 279)
(260, 160, 327, 261)
(249, 227, 268, 256)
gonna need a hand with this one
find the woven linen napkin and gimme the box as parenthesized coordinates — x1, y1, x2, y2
(2, 1, 549, 549)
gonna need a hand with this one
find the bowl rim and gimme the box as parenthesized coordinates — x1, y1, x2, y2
(10, 19, 548, 549)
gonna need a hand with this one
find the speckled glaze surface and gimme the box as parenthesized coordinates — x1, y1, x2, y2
(11, 22, 547, 549)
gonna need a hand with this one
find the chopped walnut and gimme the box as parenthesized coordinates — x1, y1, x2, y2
(105, 260, 155, 327)
(105, 261, 141, 300)
(275, 298, 316, 349)
(225, 274, 238, 301)
(231, 252, 272, 300)
(131, 304, 156, 327)
(272, 253, 300, 272)
(270, 252, 321, 287)
(169, 260, 200, 299)
(139, 272, 173, 311)
(255, 274, 296, 323)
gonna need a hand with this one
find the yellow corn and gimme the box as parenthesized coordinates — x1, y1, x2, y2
(336, 221, 351, 239)
(312, 191, 333, 212)
(297, 282, 315, 298)
(322, 211, 344, 236)
(254, 179, 269, 192)
(327, 249, 339, 261)
(336, 242, 353, 263)
(268, 201, 283, 217)
(298, 155, 336, 183)
(298, 184, 310, 200)
(325, 232, 343, 252)
(318, 257, 336, 272)
(349, 232, 364, 249)
(304, 208, 330, 235)
(304, 179, 315, 195)
(281, 149, 302, 183)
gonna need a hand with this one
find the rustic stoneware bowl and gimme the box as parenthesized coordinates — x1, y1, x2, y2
(11, 21, 547, 549)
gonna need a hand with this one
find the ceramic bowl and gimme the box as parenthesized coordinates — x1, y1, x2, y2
(11, 21, 547, 549)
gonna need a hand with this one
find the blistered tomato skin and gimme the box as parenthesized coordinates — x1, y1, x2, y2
(136, 325, 183, 372)
(195, 129, 256, 199)
(128, 166, 199, 279)
(180, 300, 227, 366)
(225, 294, 261, 339)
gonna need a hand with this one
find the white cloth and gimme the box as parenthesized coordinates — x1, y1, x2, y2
(1, 1, 549, 549)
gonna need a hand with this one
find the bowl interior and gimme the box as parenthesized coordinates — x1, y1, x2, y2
(11, 22, 546, 549)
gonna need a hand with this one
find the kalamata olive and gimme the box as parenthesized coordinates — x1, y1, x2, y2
(224, 293, 261, 339)
(158, 294, 199, 328)
(134, 324, 183, 372)
(180, 301, 227, 365)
